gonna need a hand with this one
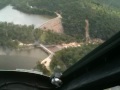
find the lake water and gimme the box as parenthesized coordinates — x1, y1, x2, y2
(0, 5, 50, 70)
(0, 48, 48, 70)
(0, 5, 51, 28)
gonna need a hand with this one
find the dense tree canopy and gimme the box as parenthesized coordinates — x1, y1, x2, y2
(0, 0, 120, 41)
(0, 0, 120, 73)
(0, 22, 75, 48)
(50, 44, 99, 72)
(7, 0, 120, 40)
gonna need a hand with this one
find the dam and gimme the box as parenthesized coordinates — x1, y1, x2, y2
(40, 13, 64, 34)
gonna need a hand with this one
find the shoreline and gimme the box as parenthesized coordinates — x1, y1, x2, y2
(40, 40, 104, 71)
(39, 42, 83, 71)
(39, 44, 54, 71)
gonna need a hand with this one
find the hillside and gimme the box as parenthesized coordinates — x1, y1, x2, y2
(50, 43, 99, 72)
(9, 0, 120, 41)
(0, 0, 120, 74)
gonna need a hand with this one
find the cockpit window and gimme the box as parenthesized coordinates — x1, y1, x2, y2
(0, 0, 119, 76)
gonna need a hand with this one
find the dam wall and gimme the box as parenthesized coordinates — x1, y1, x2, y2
(40, 17, 64, 34)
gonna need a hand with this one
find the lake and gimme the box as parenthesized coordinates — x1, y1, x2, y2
(0, 48, 48, 70)
(0, 5, 50, 71)
(0, 5, 52, 28)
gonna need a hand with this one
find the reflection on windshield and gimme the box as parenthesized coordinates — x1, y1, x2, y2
(0, 0, 119, 76)
(105, 86, 120, 90)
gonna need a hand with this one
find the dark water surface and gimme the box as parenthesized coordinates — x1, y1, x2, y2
(0, 48, 48, 70)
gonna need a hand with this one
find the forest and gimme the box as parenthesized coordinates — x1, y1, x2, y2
(0, 22, 75, 49)
(0, 0, 120, 41)
(8, 0, 120, 40)
(50, 43, 99, 72)
(0, 0, 120, 73)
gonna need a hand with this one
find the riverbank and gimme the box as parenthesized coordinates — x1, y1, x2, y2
(40, 39, 104, 71)
(3, 37, 104, 72)
(0, 46, 48, 70)
(0, 5, 52, 28)
(46, 39, 104, 53)
(18, 42, 54, 71)
(45, 42, 85, 53)
(39, 42, 84, 71)
(39, 44, 54, 71)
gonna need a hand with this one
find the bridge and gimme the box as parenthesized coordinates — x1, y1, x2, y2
(35, 44, 54, 71)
